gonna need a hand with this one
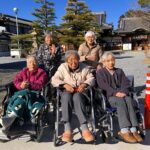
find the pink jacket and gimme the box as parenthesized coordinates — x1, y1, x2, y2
(14, 67, 48, 91)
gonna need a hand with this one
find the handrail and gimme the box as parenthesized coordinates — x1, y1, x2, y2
(0, 82, 13, 92)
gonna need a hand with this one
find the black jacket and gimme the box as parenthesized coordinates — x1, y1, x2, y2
(36, 43, 62, 77)
(96, 67, 130, 98)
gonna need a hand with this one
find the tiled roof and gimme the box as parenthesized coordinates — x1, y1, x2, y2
(0, 13, 32, 26)
(117, 17, 150, 33)
(101, 23, 113, 30)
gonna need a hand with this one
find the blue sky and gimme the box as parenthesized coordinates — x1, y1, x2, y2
(0, 0, 139, 29)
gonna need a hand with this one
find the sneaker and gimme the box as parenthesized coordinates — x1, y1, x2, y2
(62, 130, 73, 142)
(118, 132, 137, 143)
(132, 131, 143, 142)
(82, 129, 95, 142)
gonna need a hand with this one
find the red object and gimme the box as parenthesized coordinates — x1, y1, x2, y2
(144, 73, 150, 128)
(74, 87, 79, 92)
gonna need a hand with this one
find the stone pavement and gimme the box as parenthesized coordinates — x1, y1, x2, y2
(0, 57, 26, 100)
(0, 57, 26, 85)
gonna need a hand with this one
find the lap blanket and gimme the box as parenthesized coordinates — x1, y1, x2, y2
(2, 89, 45, 129)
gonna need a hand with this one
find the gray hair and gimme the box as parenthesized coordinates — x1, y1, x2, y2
(65, 50, 80, 61)
(26, 55, 37, 62)
(44, 30, 52, 37)
(101, 52, 115, 61)
(85, 31, 96, 39)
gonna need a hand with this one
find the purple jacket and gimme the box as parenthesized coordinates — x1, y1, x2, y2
(96, 67, 130, 98)
(14, 67, 48, 91)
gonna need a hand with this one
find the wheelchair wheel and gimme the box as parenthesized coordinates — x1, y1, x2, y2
(53, 130, 58, 146)
(53, 113, 60, 146)
(35, 110, 45, 142)
(102, 113, 114, 143)
(138, 124, 146, 140)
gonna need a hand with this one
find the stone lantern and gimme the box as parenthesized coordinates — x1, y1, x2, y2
(31, 28, 38, 54)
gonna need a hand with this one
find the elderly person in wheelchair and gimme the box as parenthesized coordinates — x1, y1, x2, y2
(0, 56, 48, 134)
(51, 50, 95, 143)
(96, 52, 143, 143)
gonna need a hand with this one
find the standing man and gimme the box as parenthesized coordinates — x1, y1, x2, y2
(36, 31, 62, 102)
(78, 31, 103, 70)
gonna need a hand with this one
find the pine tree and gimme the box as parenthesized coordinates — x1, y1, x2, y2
(32, 0, 56, 34)
(59, 0, 101, 49)
(138, 0, 150, 24)
(124, 9, 148, 17)
(138, 0, 150, 9)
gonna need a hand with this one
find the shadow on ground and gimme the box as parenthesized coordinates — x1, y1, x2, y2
(0, 61, 26, 86)
(0, 61, 26, 70)
(115, 56, 133, 59)
(140, 129, 150, 146)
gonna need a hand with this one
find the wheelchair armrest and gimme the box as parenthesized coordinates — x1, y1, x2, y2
(0, 81, 15, 107)
(0, 82, 13, 92)
(127, 75, 134, 92)
(41, 81, 54, 97)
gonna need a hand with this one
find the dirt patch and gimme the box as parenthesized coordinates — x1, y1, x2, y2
(143, 58, 150, 64)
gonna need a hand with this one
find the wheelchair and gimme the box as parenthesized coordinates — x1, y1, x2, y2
(53, 86, 96, 146)
(94, 75, 146, 143)
(0, 82, 50, 142)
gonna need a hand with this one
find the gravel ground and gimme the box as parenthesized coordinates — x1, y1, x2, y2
(0, 57, 26, 100)
(115, 51, 148, 88)
(0, 57, 26, 64)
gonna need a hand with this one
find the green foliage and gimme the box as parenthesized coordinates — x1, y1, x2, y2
(59, 0, 101, 49)
(138, 0, 150, 8)
(11, 34, 34, 41)
(32, 0, 56, 34)
(125, 9, 149, 17)
(11, 34, 33, 54)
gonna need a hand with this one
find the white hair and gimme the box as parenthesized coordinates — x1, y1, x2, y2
(26, 55, 37, 62)
(44, 30, 52, 37)
(101, 52, 115, 61)
(85, 31, 96, 39)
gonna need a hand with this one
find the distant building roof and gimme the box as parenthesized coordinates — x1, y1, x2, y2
(93, 12, 113, 30)
(0, 13, 32, 26)
(101, 23, 113, 30)
(92, 11, 106, 15)
(116, 17, 150, 34)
